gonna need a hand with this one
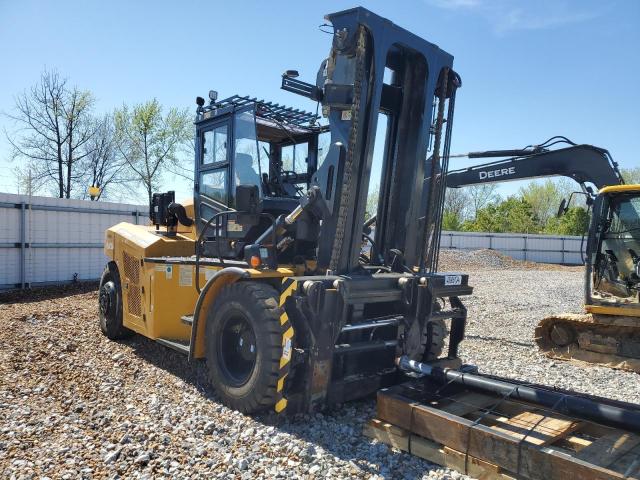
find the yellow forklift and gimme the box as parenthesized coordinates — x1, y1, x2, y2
(99, 7, 471, 414)
(98, 8, 640, 432)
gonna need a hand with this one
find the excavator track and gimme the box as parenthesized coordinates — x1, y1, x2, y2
(535, 312, 640, 372)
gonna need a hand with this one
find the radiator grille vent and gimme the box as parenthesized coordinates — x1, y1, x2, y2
(128, 286, 142, 317)
(122, 250, 142, 317)
(122, 251, 140, 284)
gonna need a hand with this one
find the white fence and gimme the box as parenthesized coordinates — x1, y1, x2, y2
(440, 231, 584, 265)
(0, 193, 585, 290)
(0, 193, 146, 290)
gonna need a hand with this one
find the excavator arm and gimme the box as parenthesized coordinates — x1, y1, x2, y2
(446, 142, 624, 191)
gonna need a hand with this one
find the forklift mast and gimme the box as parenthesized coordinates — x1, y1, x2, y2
(288, 7, 460, 274)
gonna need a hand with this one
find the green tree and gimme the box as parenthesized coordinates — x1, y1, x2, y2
(115, 99, 191, 203)
(463, 197, 541, 233)
(465, 184, 498, 219)
(518, 179, 565, 227)
(443, 187, 469, 231)
(443, 210, 464, 231)
(545, 206, 590, 235)
(365, 185, 379, 218)
(622, 167, 640, 184)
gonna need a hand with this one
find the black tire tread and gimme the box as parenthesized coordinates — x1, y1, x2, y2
(98, 265, 133, 340)
(205, 281, 284, 413)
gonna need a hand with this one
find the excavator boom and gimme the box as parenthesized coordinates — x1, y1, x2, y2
(447, 143, 624, 190)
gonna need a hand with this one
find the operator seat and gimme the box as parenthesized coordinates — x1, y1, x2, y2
(235, 153, 261, 189)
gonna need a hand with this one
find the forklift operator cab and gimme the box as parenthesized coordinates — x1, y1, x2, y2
(194, 98, 326, 261)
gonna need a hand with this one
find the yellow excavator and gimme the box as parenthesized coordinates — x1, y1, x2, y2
(446, 139, 640, 372)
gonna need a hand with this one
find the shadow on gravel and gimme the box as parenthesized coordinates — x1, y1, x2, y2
(0, 281, 98, 304)
(465, 333, 532, 348)
(120, 334, 216, 397)
(123, 333, 424, 478)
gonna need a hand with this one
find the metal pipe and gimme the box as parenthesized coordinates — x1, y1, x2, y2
(335, 340, 397, 355)
(341, 317, 400, 333)
(20, 202, 26, 289)
(397, 356, 640, 432)
(285, 204, 304, 225)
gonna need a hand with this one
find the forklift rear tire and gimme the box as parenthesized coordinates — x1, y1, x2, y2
(98, 265, 133, 340)
(205, 281, 282, 413)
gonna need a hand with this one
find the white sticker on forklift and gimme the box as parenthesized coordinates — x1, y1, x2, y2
(341, 110, 352, 121)
(179, 265, 192, 286)
(155, 264, 173, 280)
(445, 275, 462, 286)
(282, 338, 292, 361)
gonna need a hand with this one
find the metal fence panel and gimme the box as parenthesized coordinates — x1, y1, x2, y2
(441, 230, 585, 265)
(0, 193, 145, 290)
(0, 192, 587, 290)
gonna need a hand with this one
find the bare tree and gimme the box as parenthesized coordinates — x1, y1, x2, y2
(444, 187, 469, 219)
(114, 99, 191, 203)
(465, 183, 499, 219)
(5, 69, 96, 198)
(80, 114, 130, 200)
(13, 162, 46, 196)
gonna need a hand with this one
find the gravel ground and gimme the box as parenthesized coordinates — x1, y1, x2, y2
(1, 252, 639, 479)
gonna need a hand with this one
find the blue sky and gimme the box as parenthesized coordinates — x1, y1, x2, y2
(0, 0, 638, 203)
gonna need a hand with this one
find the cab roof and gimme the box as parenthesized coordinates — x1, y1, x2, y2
(198, 95, 323, 131)
(600, 184, 640, 194)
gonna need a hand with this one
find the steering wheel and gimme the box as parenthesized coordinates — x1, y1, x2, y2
(279, 170, 305, 195)
(280, 170, 299, 182)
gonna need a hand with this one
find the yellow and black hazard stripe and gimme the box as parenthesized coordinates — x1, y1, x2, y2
(274, 277, 297, 413)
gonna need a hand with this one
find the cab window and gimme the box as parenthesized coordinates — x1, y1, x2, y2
(281, 142, 309, 174)
(202, 125, 228, 165)
(609, 196, 640, 235)
(234, 111, 262, 194)
(201, 169, 227, 204)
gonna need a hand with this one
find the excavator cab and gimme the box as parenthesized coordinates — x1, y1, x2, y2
(588, 187, 640, 307)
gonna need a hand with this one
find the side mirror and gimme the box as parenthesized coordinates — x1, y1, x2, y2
(557, 198, 567, 217)
(235, 185, 261, 226)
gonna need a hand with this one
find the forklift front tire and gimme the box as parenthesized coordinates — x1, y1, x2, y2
(205, 282, 282, 413)
(98, 266, 132, 340)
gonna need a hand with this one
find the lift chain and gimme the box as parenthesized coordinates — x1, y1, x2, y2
(329, 26, 367, 273)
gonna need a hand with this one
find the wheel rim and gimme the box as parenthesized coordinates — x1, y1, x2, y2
(99, 281, 116, 318)
(218, 312, 257, 387)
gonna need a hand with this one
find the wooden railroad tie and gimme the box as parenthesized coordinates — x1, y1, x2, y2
(364, 384, 640, 480)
